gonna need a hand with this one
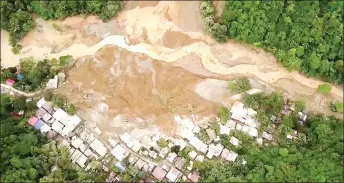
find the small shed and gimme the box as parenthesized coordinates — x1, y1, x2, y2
(36, 97, 46, 108)
(6, 79, 15, 86)
(195, 155, 204, 162)
(152, 166, 167, 181)
(28, 116, 39, 126)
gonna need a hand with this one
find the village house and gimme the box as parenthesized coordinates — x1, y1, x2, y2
(188, 171, 200, 182)
(166, 167, 182, 182)
(152, 166, 167, 181)
(230, 136, 240, 146)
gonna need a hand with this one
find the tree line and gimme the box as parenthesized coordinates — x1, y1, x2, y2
(200, 0, 343, 84)
(1, 0, 123, 49)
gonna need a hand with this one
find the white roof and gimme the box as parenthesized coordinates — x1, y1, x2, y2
(230, 136, 239, 146)
(175, 139, 187, 151)
(95, 127, 102, 135)
(53, 109, 70, 125)
(180, 129, 194, 141)
(60, 122, 77, 137)
(60, 139, 70, 148)
(108, 138, 118, 147)
(69, 115, 81, 126)
(262, 132, 273, 140)
(256, 138, 263, 145)
(166, 167, 181, 182)
(195, 155, 204, 162)
(192, 125, 200, 133)
(189, 136, 204, 150)
(235, 123, 243, 131)
(40, 124, 51, 133)
(167, 153, 177, 163)
(246, 88, 263, 95)
(226, 120, 236, 128)
(71, 136, 83, 149)
(220, 125, 230, 135)
(247, 108, 257, 116)
(189, 151, 197, 160)
(52, 120, 64, 133)
(227, 151, 238, 162)
(111, 144, 126, 161)
(131, 140, 142, 152)
(206, 151, 214, 159)
(120, 132, 131, 144)
(76, 154, 87, 168)
(248, 127, 258, 137)
(90, 139, 107, 157)
(199, 144, 208, 154)
(37, 97, 46, 108)
(71, 149, 82, 162)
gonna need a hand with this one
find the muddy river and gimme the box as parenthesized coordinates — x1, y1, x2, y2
(1, 1, 342, 136)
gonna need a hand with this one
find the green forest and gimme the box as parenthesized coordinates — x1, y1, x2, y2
(195, 92, 344, 182)
(0, 94, 107, 182)
(1, 0, 123, 48)
(200, 0, 343, 84)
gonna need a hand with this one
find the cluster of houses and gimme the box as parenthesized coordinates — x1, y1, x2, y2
(23, 88, 307, 182)
(27, 97, 111, 172)
(107, 132, 201, 182)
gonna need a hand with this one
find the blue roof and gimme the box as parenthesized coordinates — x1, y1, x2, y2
(115, 162, 126, 172)
(17, 74, 23, 81)
(33, 119, 45, 130)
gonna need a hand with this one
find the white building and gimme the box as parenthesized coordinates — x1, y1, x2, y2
(90, 138, 107, 157)
(230, 136, 239, 146)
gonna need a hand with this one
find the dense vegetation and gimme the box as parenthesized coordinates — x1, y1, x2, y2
(194, 92, 343, 182)
(200, 0, 344, 84)
(1, 0, 123, 49)
(1, 56, 72, 92)
(0, 94, 106, 182)
(227, 77, 252, 94)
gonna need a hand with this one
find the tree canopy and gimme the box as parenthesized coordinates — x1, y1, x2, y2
(201, 0, 344, 84)
(1, 0, 123, 50)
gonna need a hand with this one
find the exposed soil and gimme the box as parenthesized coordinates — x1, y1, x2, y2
(57, 46, 220, 134)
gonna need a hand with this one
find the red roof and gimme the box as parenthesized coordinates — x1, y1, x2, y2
(6, 79, 15, 86)
(28, 116, 39, 126)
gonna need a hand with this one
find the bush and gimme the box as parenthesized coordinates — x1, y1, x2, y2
(317, 84, 332, 94)
(157, 138, 168, 148)
(228, 78, 252, 94)
(219, 107, 229, 124)
(43, 91, 53, 101)
(330, 102, 343, 113)
(171, 145, 181, 153)
(66, 103, 76, 115)
(294, 100, 305, 112)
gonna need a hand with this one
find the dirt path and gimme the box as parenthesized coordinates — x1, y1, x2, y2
(1, 1, 342, 133)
